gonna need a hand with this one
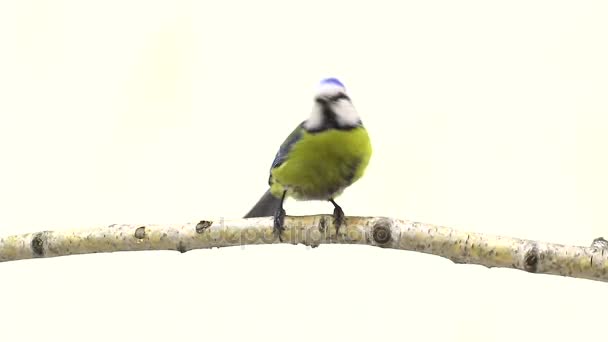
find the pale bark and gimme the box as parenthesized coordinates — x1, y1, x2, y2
(1, 215, 607, 282)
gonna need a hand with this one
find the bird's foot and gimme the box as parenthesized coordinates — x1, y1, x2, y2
(332, 206, 345, 235)
(273, 208, 286, 242)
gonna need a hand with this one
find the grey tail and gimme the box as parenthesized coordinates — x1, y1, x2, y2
(244, 189, 281, 218)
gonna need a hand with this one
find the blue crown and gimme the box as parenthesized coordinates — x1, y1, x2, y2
(319, 77, 345, 88)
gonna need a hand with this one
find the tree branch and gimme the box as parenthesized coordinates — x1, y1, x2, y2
(1, 215, 607, 282)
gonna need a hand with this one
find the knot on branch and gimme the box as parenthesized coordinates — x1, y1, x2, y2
(373, 219, 392, 244)
(196, 220, 213, 233)
(591, 237, 608, 250)
(134, 226, 146, 239)
(524, 244, 540, 273)
(31, 231, 50, 257)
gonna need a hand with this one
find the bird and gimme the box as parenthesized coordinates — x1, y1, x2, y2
(244, 78, 372, 241)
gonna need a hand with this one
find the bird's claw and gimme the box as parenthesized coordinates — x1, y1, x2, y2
(273, 208, 286, 242)
(333, 206, 345, 235)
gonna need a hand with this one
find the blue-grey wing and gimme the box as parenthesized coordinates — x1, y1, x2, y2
(268, 122, 305, 184)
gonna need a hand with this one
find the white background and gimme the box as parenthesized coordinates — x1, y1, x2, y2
(1, 1, 607, 341)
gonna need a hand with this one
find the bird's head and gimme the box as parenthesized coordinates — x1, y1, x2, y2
(303, 78, 362, 131)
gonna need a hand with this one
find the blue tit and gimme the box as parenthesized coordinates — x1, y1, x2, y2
(245, 78, 372, 240)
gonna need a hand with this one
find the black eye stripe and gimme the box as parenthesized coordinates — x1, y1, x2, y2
(315, 93, 350, 104)
(329, 93, 350, 102)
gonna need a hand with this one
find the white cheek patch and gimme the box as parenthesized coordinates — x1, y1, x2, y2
(303, 104, 324, 130)
(332, 100, 360, 127)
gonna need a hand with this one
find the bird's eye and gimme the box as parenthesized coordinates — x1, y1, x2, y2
(328, 93, 350, 102)
(315, 93, 350, 105)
